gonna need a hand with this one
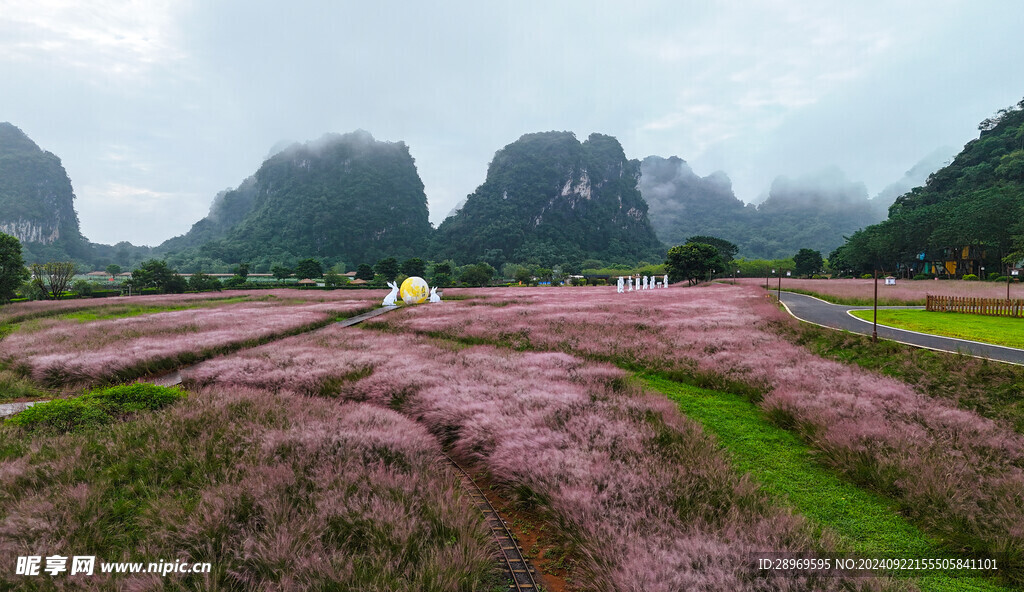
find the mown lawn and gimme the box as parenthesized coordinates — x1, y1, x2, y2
(849, 309, 1024, 349)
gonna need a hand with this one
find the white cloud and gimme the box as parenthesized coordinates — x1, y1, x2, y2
(1, 0, 1020, 246)
(0, 0, 186, 78)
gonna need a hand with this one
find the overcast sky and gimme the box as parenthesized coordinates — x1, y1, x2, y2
(1, 0, 1021, 246)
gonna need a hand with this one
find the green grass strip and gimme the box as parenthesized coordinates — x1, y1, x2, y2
(850, 309, 1024, 350)
(641, 374, 1011, 592)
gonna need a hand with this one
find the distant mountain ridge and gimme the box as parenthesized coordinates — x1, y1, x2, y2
(159, 130, 432, 271)
(1, 122, 967, 272)
(433, 131, 664, 268)
(638, 155, 934, 259)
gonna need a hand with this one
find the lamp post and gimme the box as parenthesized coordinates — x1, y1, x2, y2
(872, 270, 879, 342)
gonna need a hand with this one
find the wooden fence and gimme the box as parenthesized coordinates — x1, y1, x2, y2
(926, 295, 1024, 318)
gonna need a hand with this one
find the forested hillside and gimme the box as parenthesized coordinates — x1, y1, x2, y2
(162, 131, 432, 272)
(433, 132, 664, 268)
(831, 98, 1024, 274)
(0, 123, 89, 262)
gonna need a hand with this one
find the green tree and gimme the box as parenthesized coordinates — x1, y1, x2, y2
(793, 248, 824, 277)
(355, 263, 375, 281)
(295, 258, 323, 280)
(271, 265, 292, 282)
(323, 269, 346, 288)
(232, 263, 249, 280)
(459, 262, 495, 287)
(128, 259, 176, 292)
(105, 264, 122, 277)
(374, 257, 399, 281)
(430, 261, 454, 287)
(36, 261, 76, 300)
(163, 274, 188, 294)
(188, 272, 222, 292)
(0, 234, 29, 302)
(686, 236, 738, 262)
(665, 243, 722, 285)
(401, 258, 426, 278)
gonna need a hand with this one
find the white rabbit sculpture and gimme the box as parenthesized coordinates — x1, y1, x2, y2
(382, 281, 399, 306)
(429, 287, 441, 303)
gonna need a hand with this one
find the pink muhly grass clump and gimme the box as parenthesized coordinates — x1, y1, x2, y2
(0, 385, 494, 590)
(0, 302, 350, 386)
(188, 323, 884, 590)
(383, 283, 1024, 569)
(734, 276, 1019, 304)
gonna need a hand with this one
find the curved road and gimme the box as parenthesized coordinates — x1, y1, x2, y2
(779, 291, 1024, 366)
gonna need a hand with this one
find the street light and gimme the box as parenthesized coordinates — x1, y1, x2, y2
(872, 270, 879, 342)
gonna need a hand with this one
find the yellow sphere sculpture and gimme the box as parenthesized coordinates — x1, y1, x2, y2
(400, 276, 430, 305)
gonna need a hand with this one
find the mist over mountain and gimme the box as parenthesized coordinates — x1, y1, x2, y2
(832, 98, 1024, 275)
(748, 167, 881, 258)
(157, 176, 259, 255)
(160, 130, 432, 271)
(0, 122, 89, 262)
(433, 132, 664, 268)
(639, 156, 753, 249)
(639, 152, 954, 260)
(872, 146, 956, 212)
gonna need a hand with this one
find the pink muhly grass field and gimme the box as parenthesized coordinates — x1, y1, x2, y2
(0, 385, 495, 590)
(379, 284, 1024, 569)
(0, 288, 382, 325)
(734, 276, 1021, 304)
(0, 299, 372, 386)
(0, 291, 252, 325)
(189, 324, 885, 591)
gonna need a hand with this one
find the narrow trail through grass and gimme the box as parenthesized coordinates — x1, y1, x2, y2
(642, 374, 1011, 592)
(849, 309, 1024, 350)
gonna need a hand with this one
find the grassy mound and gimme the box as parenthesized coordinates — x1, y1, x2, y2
(6, 383, 186, 433)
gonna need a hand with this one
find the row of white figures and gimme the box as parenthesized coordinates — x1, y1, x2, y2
(616, 275, 669, 293)
(382, 281, 443, 306)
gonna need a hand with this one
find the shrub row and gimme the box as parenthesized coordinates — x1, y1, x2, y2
(6, 383, 186, 433)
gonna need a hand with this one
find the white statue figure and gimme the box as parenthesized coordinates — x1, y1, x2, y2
(429, 286, 442, 303)
(617, 276, 624, 293)
(382, 281, 399, 306)
(643, 275, 650, 290)
(628, 277, 633, 291)
(663, 274, 669, 288)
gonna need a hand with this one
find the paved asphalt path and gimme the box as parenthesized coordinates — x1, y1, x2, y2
(779, 291, 1024, 366)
